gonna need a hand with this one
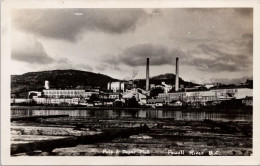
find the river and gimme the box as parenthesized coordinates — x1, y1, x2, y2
(11, 109, 252, 122)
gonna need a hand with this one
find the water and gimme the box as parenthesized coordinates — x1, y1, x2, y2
(11, 109, 252, 122)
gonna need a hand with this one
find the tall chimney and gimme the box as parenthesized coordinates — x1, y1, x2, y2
(119, 81, 121, 92)
(146, 58, 150, 91)
(175, 57, 179, 92)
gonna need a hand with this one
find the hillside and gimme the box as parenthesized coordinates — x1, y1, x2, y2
(11, 70, 198, 98)
(11, 69, 118, 98)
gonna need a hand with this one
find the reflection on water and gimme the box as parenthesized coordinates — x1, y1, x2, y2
(11, 109, 252, 122)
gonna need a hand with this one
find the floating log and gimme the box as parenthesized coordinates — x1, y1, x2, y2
(11, 115, 69, 122)
(11, 126, 149, 155)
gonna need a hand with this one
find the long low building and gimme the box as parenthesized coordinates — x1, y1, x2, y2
(158, 88, 253, 103)
(43, 89, 88, 98)
(186, 91, 220, 103)
(34, 97, 79, 105)
(210, 88, 253, 99)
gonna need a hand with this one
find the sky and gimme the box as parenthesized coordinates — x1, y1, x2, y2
(11, 8, 253, 84)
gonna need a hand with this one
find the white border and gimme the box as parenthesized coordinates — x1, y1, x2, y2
(1, 0, 260, 165)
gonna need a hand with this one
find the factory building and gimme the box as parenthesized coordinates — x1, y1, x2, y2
(185, 91, 220, 103)
(122, 88, 148, 104)
(124, 81, 137, 91)
(43, 89, 86, 98)
(107, 81, 125, 92)
(210, 88, 253, 99)
(158, 88, 253, 104)
(161, 82, 173, 93)
(158, 92, 186, 103)
(34, 98, 79, 105)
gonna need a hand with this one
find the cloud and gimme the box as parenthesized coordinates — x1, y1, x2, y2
(96, 65, 107, 72)
(185, 57, 239, 72)
(11, 39, 54, 64)
(22, 57, 94, 72)
(111, 43, 187, 66)
(182, 43, 252, 73)
(210, 76, 253, 84)
(10, 8, 253, 83)
(11, 36, 94, 71)
(12, 9, 147, 42)
(77, 64, 93, 71)
(241, 33, 253, 54)
(102, 37, 252, 74)
(50, 58, 93, 71)
(181, 32, 253, 73)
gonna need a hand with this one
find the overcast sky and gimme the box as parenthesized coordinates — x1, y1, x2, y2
(11, 8, 253, 84)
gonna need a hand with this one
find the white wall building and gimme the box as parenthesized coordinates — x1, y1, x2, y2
(44, 80, 50, 89)
(161, 82, 172, 93)
(158, 91, 220, 103)
(210, 88, 253, 99)
(123, 88, 147, 104)
(34, 97, 79, 105)
(158, 88, 253, 104)
(107, 82, 125, 92)
(186, 91, 220, 103)
(43, 89, 86, 98)
(204, 84, 215, 89)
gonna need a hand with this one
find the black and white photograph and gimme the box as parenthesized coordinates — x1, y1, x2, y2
(1, 0, 260, 165)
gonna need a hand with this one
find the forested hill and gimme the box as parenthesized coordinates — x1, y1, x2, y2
(11, 69, 118, 97)
(11, 70, 198, 98)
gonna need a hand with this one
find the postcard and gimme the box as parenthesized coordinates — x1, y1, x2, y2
(1, 0, 260, 165)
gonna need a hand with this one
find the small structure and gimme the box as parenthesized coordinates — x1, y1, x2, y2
(44, 80, 50, 89)
(204, 84, 215, 89)
(113, 98, 125, 107)
(161, 82, 173, 93)
(168, 100, 185, 107)
(108, 92, 121, 99)
(28, 91, 42, 99)
(242, 96, 253, 106)
(147, 98, 164, 107)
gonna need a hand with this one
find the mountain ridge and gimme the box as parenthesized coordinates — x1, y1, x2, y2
(11, 69, 117, 97)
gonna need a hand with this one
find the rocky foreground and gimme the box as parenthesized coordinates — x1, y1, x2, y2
(11, 116, 252, 156)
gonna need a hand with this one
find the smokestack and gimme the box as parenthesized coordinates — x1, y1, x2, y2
(146, 58, 150, 91)
(175, 57, 179, 92)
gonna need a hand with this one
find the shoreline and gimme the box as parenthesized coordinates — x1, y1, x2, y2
(11, 117, 252, 156)
(11, 105, 252, 114)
